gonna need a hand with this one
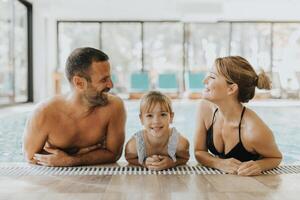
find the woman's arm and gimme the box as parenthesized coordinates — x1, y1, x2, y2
(237, 115, 282, 176)
(194, 100, 242, 174)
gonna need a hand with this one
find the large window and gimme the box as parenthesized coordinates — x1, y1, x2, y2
(58, 22, 100, 72)
(143, 22, 184, 89)
(14, 1, 28, 102)
(186, 23, 230, 71)
(273, 23, 300, 90)
(57, 21, 300, 97)
(231, 23, 272, 72)
(0, 0, 31, 105)
(58, 22, 100, 93)
(0, 0, 12, 104)
(102, 23, 142, 92)
(143, 22, 183, 72)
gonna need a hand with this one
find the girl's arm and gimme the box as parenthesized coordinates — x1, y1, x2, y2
(174, 135, 190, 166)
(125, 137, 161, 168)
(125, 137, 143, 167)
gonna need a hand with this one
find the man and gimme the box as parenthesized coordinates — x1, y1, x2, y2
(23, 47, 126, 166)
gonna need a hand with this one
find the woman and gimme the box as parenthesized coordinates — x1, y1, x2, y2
(194, 56, 282, 176)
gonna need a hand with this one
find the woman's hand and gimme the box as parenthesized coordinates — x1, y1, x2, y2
(237, 160, 262, 176)
(217, 158, 242, 174)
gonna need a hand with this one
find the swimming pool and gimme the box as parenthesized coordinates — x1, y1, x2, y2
(1, 100, 300, 164)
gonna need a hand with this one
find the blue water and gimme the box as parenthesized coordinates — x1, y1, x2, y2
(0, 101, 300, 164)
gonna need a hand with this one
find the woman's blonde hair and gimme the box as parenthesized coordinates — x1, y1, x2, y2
(140, 91, 173, 114)
(215, 56, 271, 103)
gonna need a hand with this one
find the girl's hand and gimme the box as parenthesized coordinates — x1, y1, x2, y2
(144, 155, 161, 167)
(147, 155, 175, 171)
(237, 160, 262, 176)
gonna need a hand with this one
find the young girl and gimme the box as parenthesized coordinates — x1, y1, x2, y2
(125, 91, 190, 170)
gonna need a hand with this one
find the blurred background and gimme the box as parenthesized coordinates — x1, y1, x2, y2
(1, 0, 300, 104)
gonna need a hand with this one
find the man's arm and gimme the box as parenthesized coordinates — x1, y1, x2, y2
(69, 97, 126, 166)
(23, 107, 48, 164)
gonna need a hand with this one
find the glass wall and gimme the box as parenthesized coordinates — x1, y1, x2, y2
(14, 1, 28, 102)
(0, 0, 30, 105)
(0, 0, 13, 104)
(143, 22, 184, 89)
(58, 22, 100, 92)
(57, 21, 300, 97)
(273, 23, 300, 91)
(231, 23, 272, 72)
(187, 23, 230, 71)
(58, 22, 100, 72)
(143, 23, 183, 72)
(102, 23, 142, 92)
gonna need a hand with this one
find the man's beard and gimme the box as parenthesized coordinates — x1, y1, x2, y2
(83, 87, 110, 108)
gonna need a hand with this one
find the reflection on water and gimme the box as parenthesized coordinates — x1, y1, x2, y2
(1, 101, 300, 164)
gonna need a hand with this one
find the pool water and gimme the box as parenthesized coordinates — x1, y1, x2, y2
(0, 100, 300, 164)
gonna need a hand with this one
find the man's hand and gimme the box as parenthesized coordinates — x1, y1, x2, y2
(237, 160, 262, 176)
(33, 146, 73, 167)
(146, 155, 175, 171)
(76, 143, 102, 155)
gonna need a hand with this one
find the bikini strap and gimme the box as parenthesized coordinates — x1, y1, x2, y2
(211, 108, 218, 125)
(238, 107, 246, 141)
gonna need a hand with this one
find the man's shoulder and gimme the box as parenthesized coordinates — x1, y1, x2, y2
(33, 95, 67, 117)
(107, 94, 125, 109)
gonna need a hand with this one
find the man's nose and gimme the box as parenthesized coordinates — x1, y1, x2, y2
(107, 79, 113, 88)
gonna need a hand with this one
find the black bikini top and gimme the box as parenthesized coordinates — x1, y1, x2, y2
(206, 107, 259, 162)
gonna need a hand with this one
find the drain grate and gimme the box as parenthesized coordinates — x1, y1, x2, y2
(0, 164, 300, 176)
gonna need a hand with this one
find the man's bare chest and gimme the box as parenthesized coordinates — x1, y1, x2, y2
(47, 112, 109, 148)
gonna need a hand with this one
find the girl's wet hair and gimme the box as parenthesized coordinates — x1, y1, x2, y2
(215, 56, 271, 103)
(140, 91, 173, 114)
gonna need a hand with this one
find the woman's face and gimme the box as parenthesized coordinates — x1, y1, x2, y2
(202, 66, 232, 102)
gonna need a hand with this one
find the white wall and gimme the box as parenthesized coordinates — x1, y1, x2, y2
(32, 0, 300, 101)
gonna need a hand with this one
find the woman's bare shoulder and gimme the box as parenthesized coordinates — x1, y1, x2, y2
(243, 107, 273, 141)
(197, 99, 216, 111)
(196, 99, 217, 128)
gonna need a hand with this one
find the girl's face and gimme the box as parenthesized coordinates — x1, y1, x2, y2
(202, 66, 234, 102)
(140, 103, 174, 138)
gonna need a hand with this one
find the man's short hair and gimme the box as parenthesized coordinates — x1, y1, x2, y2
(65, 47, 109, 83)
